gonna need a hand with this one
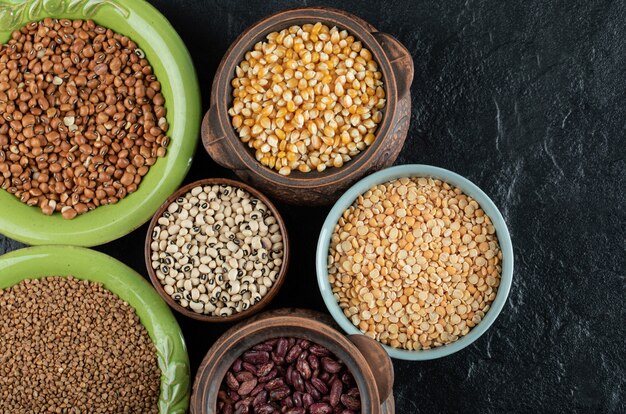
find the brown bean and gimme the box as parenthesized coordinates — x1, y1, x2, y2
(225, 372, 239, 391)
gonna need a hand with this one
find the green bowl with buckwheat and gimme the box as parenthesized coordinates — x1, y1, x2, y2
(0, 245, 190, 413)
(0, 0, 200, 246)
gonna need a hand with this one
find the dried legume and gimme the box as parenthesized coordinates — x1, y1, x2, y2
(0, 276, 161, 413)
(229, 22, 385, 175)
(0, 19, 170, 218)
(150, 183, 284, 316)
(217, 337, 361, 413)
(328, 177, 502, 350)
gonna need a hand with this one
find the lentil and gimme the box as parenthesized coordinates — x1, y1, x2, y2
(328, 177, 502, 350)
(229, 22, 385, 175)
(0, 19, 170, 218)
(217, 337, 361, 413)
(150, 184, 284, 316)
(0, 276, 160, 413)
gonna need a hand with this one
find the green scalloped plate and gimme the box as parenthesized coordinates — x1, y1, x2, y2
(0, 246, 190, 413)
(0, 0, 201, 246)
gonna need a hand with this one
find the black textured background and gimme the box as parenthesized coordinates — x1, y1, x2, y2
(2, 1, 626, 413)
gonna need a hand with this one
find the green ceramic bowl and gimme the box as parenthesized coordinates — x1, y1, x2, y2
(0, 245, 190, 413)
(0, 0, 201, 246)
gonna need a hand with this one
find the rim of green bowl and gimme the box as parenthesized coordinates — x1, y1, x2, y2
(0, 245, 190, 413)
(0, 0, 201, 246)
(316, 164, 514, 361)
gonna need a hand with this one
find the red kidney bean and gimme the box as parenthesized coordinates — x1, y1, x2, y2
(309, 344, 331, 357)
(302, 393, 314, 408)
(242, 350, 270, 364)
(225, 372, 239, 391)
(292, 371, 305, 393)
(269, 386, 290, 401)
(297, 339, 311, 349)
(285, 344, 302, 364)
(253, 343, 274, 352)
(340, 394, 361, 410)
(292, 391, 303, 407)
(255, 404, 277, 414)
(258, 367, 278, 383)
(321, 357, 342, 374)
(256, 362, 275, 377)
(238, 378, 257, 396)
(308, 354, 320, 371)
(242, 363, 258, 376)
(236, 371, 255, 382)
(310, 402, 333, 414)
(217, 338, 362, 414)
(253, 389, 268, 407)
(296, 357, 312, 379)
(284, 408, 305, 414)
(250, 382, 265, 397)
(265, 377, 285, 391)
(330, 378, 343, 407)
(311, 377, 329, 394)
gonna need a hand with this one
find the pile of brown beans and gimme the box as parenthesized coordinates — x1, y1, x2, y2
(217, 337, 361, 414)
(0, 19, 169, 219)
(0, 276, 161, 413)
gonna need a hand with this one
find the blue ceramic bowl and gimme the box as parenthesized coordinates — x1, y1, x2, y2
(316, 164, 514, 360)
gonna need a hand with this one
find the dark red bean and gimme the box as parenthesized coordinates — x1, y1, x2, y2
(340, 394, 361, 410)
(253, 389, 268, 407)
(236, 371, 255, 382)
(309, 345, 331, 357)
(321, 357, 342, 374)
(329, 378, 342, 407)
(346, 387, 360, 398)
(269, 386, 290, 401)
(250, 382, 265, 396)
(292, 371, 305, 393)
(281, 395, 294, 408)
(302, 393, 314, 408)
(242, 350, 270, 364)
(255, 404, 277, 414)
(226, 372, 240, 391)
(297, 339, 311, 349)
(265, 377, 285, 391)
(308, 354, 319, 371)
(223, 403, 234, 414)
(253, 343, 274, 352)
(258, 368, 278, 383)
(296, 357, 312, 379)
(310, 402, 333, 414)
(228, 390, 241, 402)
(293, 391, 303, 407)
(232, 358, 243, 373)
(284, 408, 305, 414)
(311, 377, 329, 394)
(285, 345, 302, 364)
(242, 363, 258, 376)
(341, 372, 354, 386)
(238, 378, 257, 396)
(256, 362, 275, 377)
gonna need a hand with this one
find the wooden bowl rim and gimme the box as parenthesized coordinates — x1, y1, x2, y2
(144, 178, 290, 323)
(207, 6, 401, 187)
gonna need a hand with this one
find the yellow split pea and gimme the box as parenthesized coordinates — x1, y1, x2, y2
(327, 177, 502, 351)
(228, 22, 385, 175)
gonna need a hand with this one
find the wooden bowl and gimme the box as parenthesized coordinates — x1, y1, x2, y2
(202, 7, 414, 206)
(191, 309, 395, 414)
(144, 178, 290, 323)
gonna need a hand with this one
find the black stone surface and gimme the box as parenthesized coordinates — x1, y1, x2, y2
(2, 1, 625, 413)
